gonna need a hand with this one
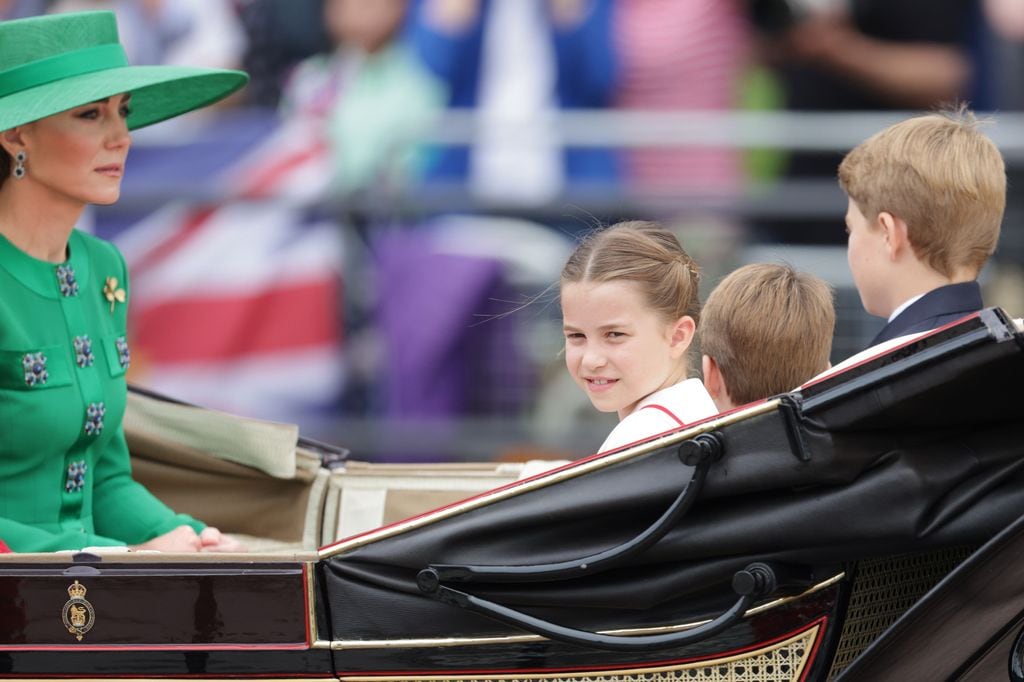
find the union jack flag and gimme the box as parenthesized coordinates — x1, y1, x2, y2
(95, 112, 345, 428)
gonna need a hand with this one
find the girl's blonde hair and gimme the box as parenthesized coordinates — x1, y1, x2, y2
(560, 220, 701, 327)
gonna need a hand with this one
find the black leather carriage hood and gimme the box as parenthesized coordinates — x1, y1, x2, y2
(322, 309, 1024, 645)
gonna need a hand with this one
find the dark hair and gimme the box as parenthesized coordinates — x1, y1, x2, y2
(0, 148, 9, 191)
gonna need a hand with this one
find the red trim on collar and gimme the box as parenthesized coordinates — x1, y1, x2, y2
(641, 403, 684, 426)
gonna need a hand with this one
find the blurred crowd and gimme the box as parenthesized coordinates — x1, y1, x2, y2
(5, 0, 1024, 458)
(6, 0, 1024, 201)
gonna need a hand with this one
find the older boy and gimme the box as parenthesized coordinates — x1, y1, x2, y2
(839, 108, 1006, 346)
(700, 264, 835, 412)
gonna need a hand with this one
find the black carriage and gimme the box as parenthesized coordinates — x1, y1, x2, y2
(1, 309, 1023, 681)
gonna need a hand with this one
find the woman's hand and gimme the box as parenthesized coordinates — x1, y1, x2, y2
(198, 527, 247, 553)
(130, 525, 202, 552)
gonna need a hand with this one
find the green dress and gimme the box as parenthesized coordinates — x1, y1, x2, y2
(0, 229, 203, 552)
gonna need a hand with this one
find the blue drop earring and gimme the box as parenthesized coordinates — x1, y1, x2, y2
(13, 151, 25, 179)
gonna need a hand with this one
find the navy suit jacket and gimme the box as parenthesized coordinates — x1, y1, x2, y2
(869, 281, 983, 346)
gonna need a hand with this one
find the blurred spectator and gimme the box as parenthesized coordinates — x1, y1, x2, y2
(979, 0, 1024, 110)
(605, 0, 751, 324)
(761, 0, 972, 110)
(410, 0, 617, 204)
(753, 0, 974, 243)
(279, 0, 446, 194)
(49, 0, 245, 69)
(613, 0, 750, 194)
(236, 0, 331, 107)
(0, 0, 46, 19)
(985, 0, 1024, 41)
(977, 0, 1024, 316)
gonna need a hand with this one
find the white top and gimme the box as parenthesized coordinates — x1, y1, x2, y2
(599, 378, 719, 453)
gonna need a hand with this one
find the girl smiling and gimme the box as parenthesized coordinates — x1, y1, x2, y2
(561, 221, 717, 453)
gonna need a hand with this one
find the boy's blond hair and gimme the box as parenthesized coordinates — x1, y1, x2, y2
(838, 107, 1005, 278)
(701, 264, 834, 406)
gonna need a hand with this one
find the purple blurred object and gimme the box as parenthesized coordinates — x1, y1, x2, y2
(374, 229, 530, 420)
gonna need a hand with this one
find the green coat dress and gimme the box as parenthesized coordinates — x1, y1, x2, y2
(0, 230, 203, 552)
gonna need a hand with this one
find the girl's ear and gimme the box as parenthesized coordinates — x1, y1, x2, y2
(668, 315, 696, 358)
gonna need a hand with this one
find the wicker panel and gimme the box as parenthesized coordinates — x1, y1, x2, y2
(826, 546, 974, 680)
(339, 624, 818, 682)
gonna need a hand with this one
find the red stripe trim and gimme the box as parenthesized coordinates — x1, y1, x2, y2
(641, 403, 684, 426)
(799, 311, 982, 391)
(335, 616, 829, 677)
(0, 642, 309, 651)
(131, 280, 342, 363)
(320, 407, 733, 552)
(800, 616, 830, 682)
(303, 563, 312, 645)
(6, 671, 329, 675)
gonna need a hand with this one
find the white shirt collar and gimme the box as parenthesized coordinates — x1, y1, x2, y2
(888, 293, 926, 323)
(633, 378, 717, 421)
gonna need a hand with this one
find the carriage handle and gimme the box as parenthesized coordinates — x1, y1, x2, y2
(418, 561, 802, 652)
(416, 433, 814, 651)
(423, 432, 724, 584)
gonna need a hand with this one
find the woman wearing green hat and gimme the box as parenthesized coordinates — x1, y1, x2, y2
(0, 11, 250, 552)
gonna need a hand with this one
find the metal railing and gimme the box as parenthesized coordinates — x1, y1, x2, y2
(120, 108, 1024, 222)
(112, 108, 1024, 458)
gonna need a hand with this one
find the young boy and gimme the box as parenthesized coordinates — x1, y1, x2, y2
(838, 108, 1006, 347)
(700, 264, 835, 412)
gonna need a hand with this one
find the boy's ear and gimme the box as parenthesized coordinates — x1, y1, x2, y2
(702, 354, 732, 411)
(702, 354, 722, 399)
(668, 315, 696, 358)
(878, 211, 911, 261)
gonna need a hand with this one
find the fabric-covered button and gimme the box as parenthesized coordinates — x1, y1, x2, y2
(22, 352, 47, 386)
(83, 402, 105, 437)
(55, 265, 79, 297)
(73, 335, 94, 368)
(115, 336, 130, 370)
(65, 460, 87, 493)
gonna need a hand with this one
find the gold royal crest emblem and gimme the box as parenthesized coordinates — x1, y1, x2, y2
(61, 580, 95, 641)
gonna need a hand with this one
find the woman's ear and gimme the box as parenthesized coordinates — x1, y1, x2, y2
(668, 315, 696, 358)
(0, 127, 25, 157)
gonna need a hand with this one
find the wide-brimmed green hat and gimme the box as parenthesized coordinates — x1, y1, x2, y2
(0, 10, 249, 132)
